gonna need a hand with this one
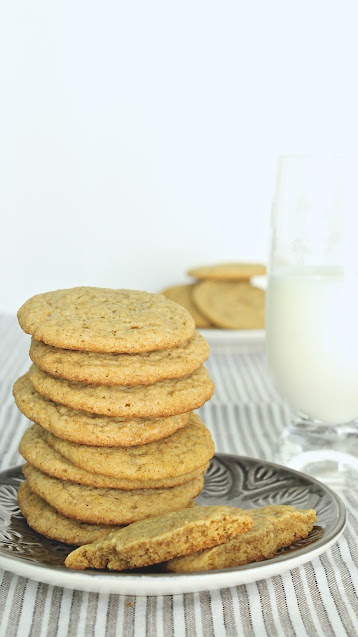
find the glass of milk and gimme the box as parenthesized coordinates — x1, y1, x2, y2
(266, 155, 358, 487)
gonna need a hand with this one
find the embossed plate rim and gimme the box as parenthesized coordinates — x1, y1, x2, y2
(0, 454, 346, 596)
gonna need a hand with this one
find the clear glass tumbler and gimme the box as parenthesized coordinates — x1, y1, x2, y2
(266, 155, 358, 488)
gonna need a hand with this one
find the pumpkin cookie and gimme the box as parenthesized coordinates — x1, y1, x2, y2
(164, 505, 317, 572)
(18, 481, 119, 545)
(23, 464, 203, 525)
(19, 425, 208, 489)
(188, 262, 267, 281)
(14, 374, 189, 447)
(65, 506, 254, 570)
(18, 287, 195, 353)
(192, 281, 265, 329)
(28, 364, 214, 418)
(45, 413, 214, 482)
(29, 332, 209, 385)
(161, 285, 212, 328)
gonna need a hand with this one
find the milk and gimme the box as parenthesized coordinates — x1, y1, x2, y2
(266, 268, 358, 424)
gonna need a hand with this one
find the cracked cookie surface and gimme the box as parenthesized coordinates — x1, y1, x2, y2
(44, 413, 215, 481)
(28, 364, 214, 418)
(14, 374, 190, 446)
(18, 287, 195, 352)
(18, 482, 120, 545)
(29, 332, 209, 385)
(19, 424, 208, 489)
(23, 464, 203, 525)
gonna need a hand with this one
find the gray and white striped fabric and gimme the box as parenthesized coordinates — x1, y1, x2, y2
(0, 314, 357, 637)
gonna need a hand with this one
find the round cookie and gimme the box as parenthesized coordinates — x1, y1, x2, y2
(23, 464, 204, 525)
(45, 413, 215, 481)
(13, 374, 190, 447)
(18, 287, 195, 353)
(188, 262, 267, 281)
(161, 285, 212, 328)
(192, 281, 265, 329)
(18, 481, 119, 545)
(19, 425, 209, 489)
(28, 364, 215, 418)
(29, 331, 209, 385)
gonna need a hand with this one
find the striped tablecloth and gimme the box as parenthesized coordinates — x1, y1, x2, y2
(0, 314, 357, 637)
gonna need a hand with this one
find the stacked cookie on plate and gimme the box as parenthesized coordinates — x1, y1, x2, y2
(14, 287, 215, 546)
(162, 262, 266, 329)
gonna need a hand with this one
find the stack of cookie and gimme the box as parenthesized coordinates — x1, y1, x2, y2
(14, 287, 215, 546)
(163, 261, 266, 329)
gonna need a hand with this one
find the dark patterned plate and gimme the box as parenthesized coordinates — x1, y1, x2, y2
(0, 454, 346, 595)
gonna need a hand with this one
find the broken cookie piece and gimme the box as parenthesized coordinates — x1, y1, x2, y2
(163, 505, 317, 572)
(65, 506, 253, 570)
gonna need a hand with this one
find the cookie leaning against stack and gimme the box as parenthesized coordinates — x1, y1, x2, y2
(15, 287, 215, 545)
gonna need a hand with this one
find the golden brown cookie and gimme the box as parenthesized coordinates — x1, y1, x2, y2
(45, 413, 215, 482)
(192, 281, 265, 329)
(18, 481, 119, 545)
(188, 262, 267, 281)
(163, 505, 317, 572)
(13, 374, 190, 447)
(18, 287, 195, 353)
(19, 424, 209, 489)
(29, 332, 209, 385)
(161, 285, 212, 328)
(23, 464, 204, 525)
(28, 364, 215, 418)
(65, 506, 254, 570)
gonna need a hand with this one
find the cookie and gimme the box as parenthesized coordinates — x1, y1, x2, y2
(23, 464, 203, 525)
(19, 424, 208, 489)
(65, 506, 254, 570)
(28, 364, 215, 418)
(29, 332, 209, 385)
(161, 285, 212, 328)
(14, 374, 190, 447)
(18, 287, 195, 353)
(163, 505, 317, 572)
(192, 281, 265, 329)
(18, 481, 119, 545)
(188, 262, 267, 281)
(45, 413, 215, 482)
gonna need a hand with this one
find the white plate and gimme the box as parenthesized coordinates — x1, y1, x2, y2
(198, 328, 265, 348)
(0, 455, 346, 596)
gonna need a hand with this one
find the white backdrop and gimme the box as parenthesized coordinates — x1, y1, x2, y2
(1, 1, 358, 312)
